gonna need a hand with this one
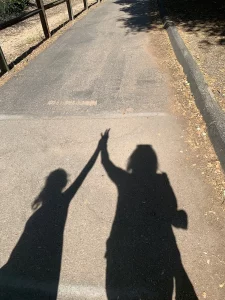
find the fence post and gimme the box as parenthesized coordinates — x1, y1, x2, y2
(66, 0, 73, 20)
(0, 46, 9, 75)
(83, 0, 88, 10)
(36, 0, 51, 39)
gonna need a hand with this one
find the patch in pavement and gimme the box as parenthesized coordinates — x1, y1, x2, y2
(48, 100, 97, 106)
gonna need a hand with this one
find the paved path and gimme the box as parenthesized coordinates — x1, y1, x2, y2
(0, 0, 225, 299)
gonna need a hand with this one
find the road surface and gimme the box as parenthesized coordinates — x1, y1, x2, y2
(0, 0, 225, 299)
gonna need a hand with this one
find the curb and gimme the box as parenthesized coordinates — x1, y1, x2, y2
(157, 0, 225, 172)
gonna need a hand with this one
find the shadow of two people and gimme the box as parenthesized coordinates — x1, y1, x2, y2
(0, 130, 198, 300)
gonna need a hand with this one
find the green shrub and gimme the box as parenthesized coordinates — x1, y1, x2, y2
(0, 0, 29, 18)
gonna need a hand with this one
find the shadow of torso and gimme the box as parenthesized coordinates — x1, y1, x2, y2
(106, 172, 180, 299)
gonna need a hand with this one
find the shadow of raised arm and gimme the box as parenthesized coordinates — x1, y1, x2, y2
(63, 143, 101, 202)
(100, 130, 127, 185)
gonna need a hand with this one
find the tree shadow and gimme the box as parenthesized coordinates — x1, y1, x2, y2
(114, 0, 225, 45)
(114, 0, 160, 33)
(163, 0, 225, 46)
(0, 144, 100, 299)
(101, 141, 198, 299)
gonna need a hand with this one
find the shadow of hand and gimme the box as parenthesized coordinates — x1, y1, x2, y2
(172, 210, 188, 229)
(98, 129, 110, 150)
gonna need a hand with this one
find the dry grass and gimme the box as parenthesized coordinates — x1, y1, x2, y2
(0, 0, 92, 66)
(0, 0, 100, 86)
(163, 0, 225, 112)
(149, 23, 225, 208)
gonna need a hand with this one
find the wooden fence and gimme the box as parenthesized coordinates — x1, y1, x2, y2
(0, 0, 99, 76)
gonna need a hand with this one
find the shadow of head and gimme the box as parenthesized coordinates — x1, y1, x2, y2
(32, 169, 68, 210)
(127, 145, 188, 229)
(45, 169, 68, 191)
(127, 145, 158, 175)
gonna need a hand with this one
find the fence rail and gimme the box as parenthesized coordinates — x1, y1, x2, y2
(0, 0, 97, 76)
(0, 8, 41, 30)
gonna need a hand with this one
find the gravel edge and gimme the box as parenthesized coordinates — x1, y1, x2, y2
(157, 0, 225, 172)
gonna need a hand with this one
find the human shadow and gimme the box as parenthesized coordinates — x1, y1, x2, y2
(100, 130, 198, 299)
(0, 142, 101, 300)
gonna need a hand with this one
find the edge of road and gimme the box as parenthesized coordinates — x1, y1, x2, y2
(156, 0, 225, 172)
(0, 0, 105, 87)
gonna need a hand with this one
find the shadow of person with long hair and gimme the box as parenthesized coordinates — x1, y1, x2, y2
(100, 130, 198, 300)
(0, 140, 102, 300)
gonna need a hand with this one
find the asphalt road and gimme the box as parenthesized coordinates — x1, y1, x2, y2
(0, 0, 225, 299)
(0, 0, 168, 116)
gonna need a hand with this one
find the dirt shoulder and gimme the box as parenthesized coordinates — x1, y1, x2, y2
(0, 0, 96, 67)
(148, 4, 225, 207)
(163, 0, 225, 112)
